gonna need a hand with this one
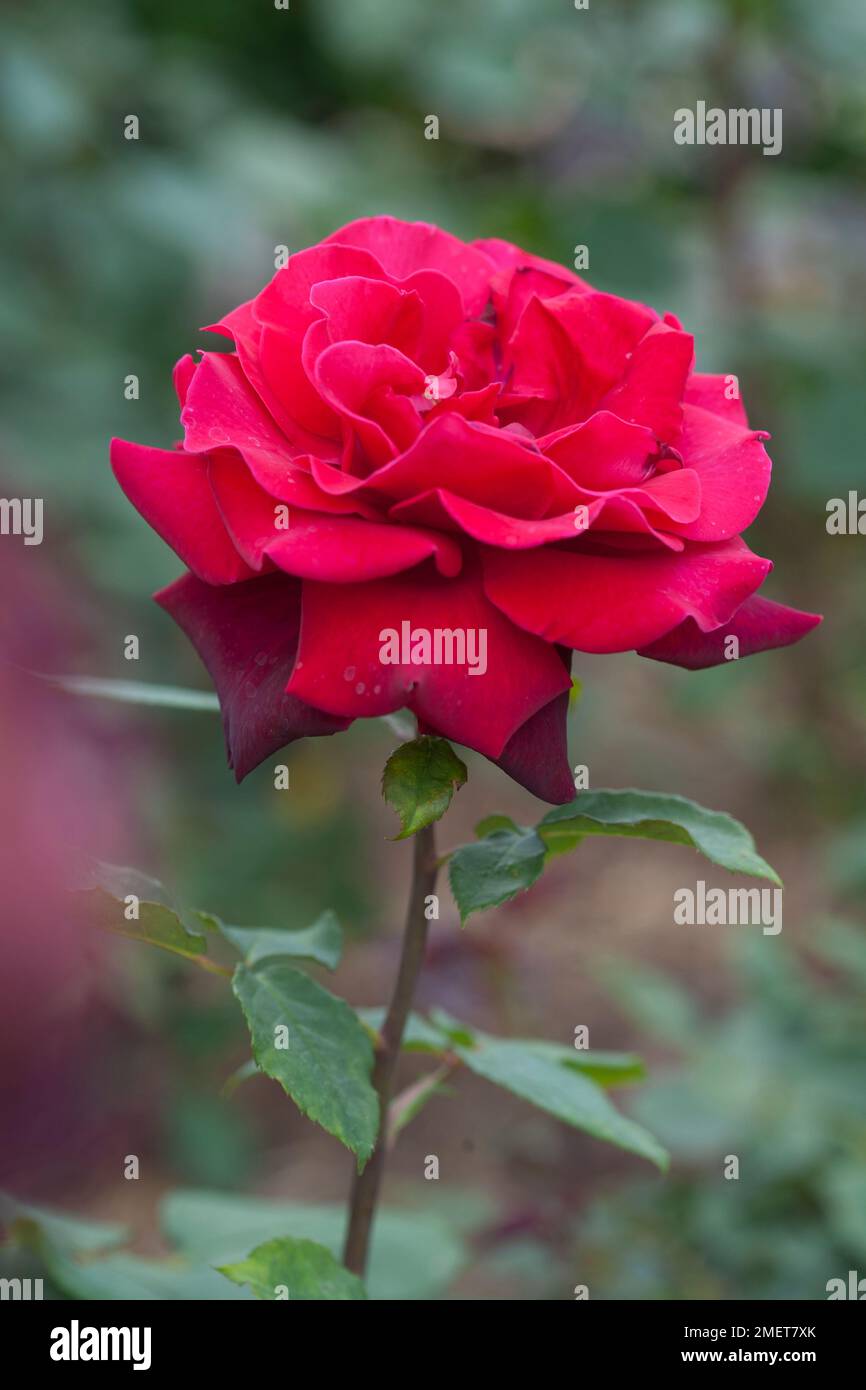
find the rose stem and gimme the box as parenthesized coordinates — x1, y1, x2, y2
(343, 821, 439, 1277)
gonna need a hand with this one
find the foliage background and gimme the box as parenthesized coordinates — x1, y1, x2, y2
(2, 0, 865, 1298)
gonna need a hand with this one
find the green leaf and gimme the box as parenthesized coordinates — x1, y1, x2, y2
(218, 1236, 366, 1300)
(382, 735, 467, 838)
(41, 673, 220, 711)
(527, 1043, 647, 1088)
(205, 908, 342, 970)
(39, 1248, 252, 1301)
(455, 1033, 668, 1169)
(356, 1007, 449, 1053)
(162, 1190, 465, 1301)
(0, 1192, 127, 1255)
(540, 789, 781, 885)
(71, 860, 209, 963)
(388, 1066, 453, 1144)
(220, 1058, 261, 1100)
(448, 825, 546, 923)
(232, 962, 378, 1166)
(474, 814, 519, 838)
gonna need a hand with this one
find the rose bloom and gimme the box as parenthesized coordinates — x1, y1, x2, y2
(112, 217, 820, 803)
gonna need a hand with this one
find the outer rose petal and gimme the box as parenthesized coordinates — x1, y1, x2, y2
(683, 372, 749, 427)
(208, 453, 463, 580)
(110, 438, 254, 585)
(181, 350, 295, 461)
(418, 651, 575, 804)
(670, 403, 772, 542)
(638, 594, 822, 669)
(157, 571, 351, 780)
(173, 353, 197, 408)
(474, 236, 587, 287)
(325, 216, 497, 316)
(482, 539, 772, 653)
(485, 666, 574, 803)
(288, 563, 572, 760)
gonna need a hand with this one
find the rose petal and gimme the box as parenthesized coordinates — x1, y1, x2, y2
(288, 562, 571, 759)
(156, 571, 350, 780)
(501, 290, 658, 434)
(599, 322, 694, 442)
(482, 539, 772, 653)
(671, 403, 772, 542)
(539, 411, 659, 490)
(209, 453, 462, 580)
(484, 662, 575, 803)
(363, 413, 577, 517)
(110, 438, 253, 584)
(638, 594, 823, 669)
(684, 372, 749, 426)
(314, 340, 426, 469)
(325, 216, 497, 316)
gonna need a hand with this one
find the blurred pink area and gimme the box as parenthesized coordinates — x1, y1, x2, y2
(0, 543, 138, 1191)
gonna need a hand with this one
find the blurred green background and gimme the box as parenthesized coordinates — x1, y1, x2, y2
(2, 0, 865, 1299)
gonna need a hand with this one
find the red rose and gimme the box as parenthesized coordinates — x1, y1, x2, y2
(111, 216, 820, 803)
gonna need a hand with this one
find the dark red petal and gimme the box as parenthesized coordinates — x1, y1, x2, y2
(485, 666, 575, 804)
(482, 539, 772, 653)
(418, 652, 575, 804)
(156, 571, 350, 781)
(638, 594, 823, 669)
(110, 438, 253, 585)
(288, 563, 571, 760)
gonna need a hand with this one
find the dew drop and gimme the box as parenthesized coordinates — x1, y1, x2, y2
(355, 681, 366, 695)
(343, 665, 356, 681)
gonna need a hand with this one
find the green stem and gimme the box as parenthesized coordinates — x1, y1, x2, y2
(343, 822, 439, 1277)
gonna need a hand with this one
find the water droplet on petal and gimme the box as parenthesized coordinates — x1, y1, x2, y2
(343, 666, 356, 681)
